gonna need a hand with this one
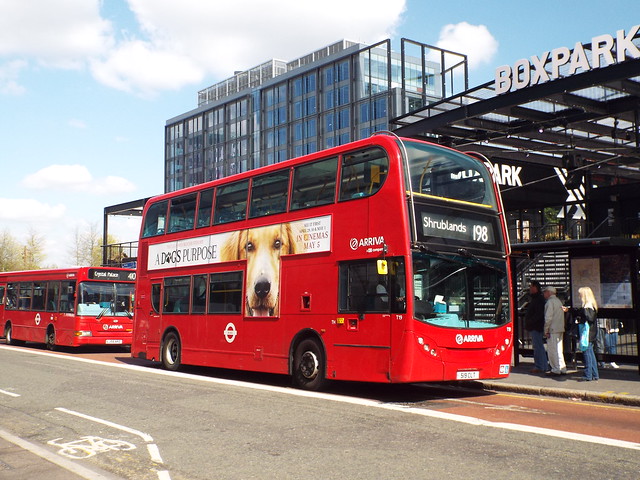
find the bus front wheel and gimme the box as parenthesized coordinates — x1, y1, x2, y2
(5, 324, 24, 346)
(161, 332, 181, 371)
(292, 338, 327, 391)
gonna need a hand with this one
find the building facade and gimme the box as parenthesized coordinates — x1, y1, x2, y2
(164, 38, 468, 193)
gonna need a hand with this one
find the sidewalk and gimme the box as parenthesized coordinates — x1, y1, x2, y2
(471, 356, 640, 406)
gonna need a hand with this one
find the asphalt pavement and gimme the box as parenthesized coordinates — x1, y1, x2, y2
(1, 355, 639, 479)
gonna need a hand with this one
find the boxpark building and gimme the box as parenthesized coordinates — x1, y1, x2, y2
(105, 25, 640, 368)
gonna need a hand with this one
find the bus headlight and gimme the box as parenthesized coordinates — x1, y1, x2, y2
(75, 330, 92, 337)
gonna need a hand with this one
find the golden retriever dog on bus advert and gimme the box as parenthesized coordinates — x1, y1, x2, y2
(220, 223, 297, 317)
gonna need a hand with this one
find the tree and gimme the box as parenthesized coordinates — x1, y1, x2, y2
(68, 223, 103, 266)
(20, 229, 45, 270)
(0, 229, 22, 272)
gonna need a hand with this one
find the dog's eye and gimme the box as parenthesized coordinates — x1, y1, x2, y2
(273, 239, 281, 249)
(246, 242, 254, 252)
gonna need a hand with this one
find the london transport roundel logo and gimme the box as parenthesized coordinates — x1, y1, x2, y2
(224, 323, 237, 343)
(349, 238, 358, 250)
(455, 334, 464, 344)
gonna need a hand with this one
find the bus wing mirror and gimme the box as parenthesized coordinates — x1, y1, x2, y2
(377, 259, 388, 275)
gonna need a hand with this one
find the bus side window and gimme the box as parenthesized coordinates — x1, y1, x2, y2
(191, 275, 207, 314)
(290, 157, 337, 210)
(196, 188, 214, 228)
(151, 283, 161, 313)
(46, 281, 60, 312)
(0, 286, 4, 307)
(168, 193, 197, 233)
(214, 180, 249, 224)
(32, 282, 45, 310)
(338, 258, 405, 314)
(19, 283, 32, 310)
(6, 284, 17, 310)
(142, 201, 168, 237)
(339, 147, 388, 201)
(60, 281, 75, 313)
(249, 170, 290, 218)
(209, 272, 243, 314)
(163, 277, 191, 314)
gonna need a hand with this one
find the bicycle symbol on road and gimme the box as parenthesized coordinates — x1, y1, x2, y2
(48, 436, 136, 459)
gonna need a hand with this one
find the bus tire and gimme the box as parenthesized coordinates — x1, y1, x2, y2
(161, 331, 181, 371)
(45, 327, 56, 351)
(5, 323, 24, 346)
(292, 338, 327, 391)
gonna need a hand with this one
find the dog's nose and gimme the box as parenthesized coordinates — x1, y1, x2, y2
(255, 277, 271, 299)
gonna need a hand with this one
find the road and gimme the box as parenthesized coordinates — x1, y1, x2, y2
(0, 343, 639, 480)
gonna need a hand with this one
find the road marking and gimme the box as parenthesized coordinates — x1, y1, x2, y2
(0, 388, 20, 397)
(55, 407, 171, 480)
(48, 436, 136, 459)
(0, 427, 122, 480)
(56, 408, 154, 442)
(4, 346, 640, 452)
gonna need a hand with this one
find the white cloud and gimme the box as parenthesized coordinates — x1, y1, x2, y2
(0, 0, 113, 69)
(68, 118, 87, 129)
(0, 0, 406, 95)
(0, 198, 66, 221)
(21, 165, 136, 195)
(0, 59, 27, 95)
(93, 0, 406, 95)
(436, 22, 498, 70)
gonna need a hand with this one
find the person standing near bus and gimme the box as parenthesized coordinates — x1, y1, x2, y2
(576, 286, 599, 381)
(524, 280, 548, 374)
(543, 286, 567, 375)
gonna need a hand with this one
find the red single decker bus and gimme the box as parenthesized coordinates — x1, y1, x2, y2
(132, 133, 513, 389)
(1, 267, 136, 349)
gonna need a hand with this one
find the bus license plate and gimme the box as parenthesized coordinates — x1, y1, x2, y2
(456, 370, 479, 380)
(106, 339, 123, 345)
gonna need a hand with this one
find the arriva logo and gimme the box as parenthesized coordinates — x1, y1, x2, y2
(455, 334, 485, 344)
(349, 236, 385, 251)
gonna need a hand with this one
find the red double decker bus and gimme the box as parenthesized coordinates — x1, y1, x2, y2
(0, 267, 136, 349)
(132, 133, 513, 389)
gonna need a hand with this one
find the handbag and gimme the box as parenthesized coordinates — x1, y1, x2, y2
(578, 322, 590, 352)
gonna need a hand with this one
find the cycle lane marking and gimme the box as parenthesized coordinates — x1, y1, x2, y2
(0, 388, 20, 397)
(55, 407, 170, 479)
(0, 427, 121, 480)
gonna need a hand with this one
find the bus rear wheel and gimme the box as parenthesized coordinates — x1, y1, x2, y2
(45, 328, 56, 351)
(292, 338, 327, 391)
(162, 332, 181, 371)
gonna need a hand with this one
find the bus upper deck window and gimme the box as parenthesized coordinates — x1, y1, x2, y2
(142, 201, 168, 237)
(249, 170, 290, 218)
(290, 157, 337, 210)
(214, 180, 249, 225)
(168, 193, 197, 233)
(339, 147, 388, 201)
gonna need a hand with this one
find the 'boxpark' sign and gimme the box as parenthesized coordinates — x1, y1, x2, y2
(495, 24, 640, 94)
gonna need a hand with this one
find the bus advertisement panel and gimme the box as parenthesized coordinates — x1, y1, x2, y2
(132, 134, 513, 389)
(1, 267, 136, 348)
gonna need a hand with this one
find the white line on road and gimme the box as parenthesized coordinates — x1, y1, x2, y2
(5, 345, 640, 452)
(56, 407, 154, 442)
(147, 443, 163, 463)
(0, 388, 20, 397)
(0, 427, 123, 480)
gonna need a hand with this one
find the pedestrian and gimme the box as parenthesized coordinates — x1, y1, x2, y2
(524, 280, 548, 374)
(576, 286, 599, 381)
(543, 286, 567, 375)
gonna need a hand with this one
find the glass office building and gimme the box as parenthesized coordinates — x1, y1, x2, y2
(164, 39, 467, 193)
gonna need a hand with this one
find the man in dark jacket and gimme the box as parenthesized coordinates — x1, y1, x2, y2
(524, 280, 548, 373)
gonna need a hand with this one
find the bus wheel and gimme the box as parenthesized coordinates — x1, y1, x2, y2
(162, 332, 181, 371)
(292, 338, 327, 391)
(5, 324, 23, 346)
(45, 328, 56, 351)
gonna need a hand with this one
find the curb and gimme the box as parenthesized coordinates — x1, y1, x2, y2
(469, 380, 640, 407)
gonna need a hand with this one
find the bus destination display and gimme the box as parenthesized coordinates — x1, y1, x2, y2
(419, 210, 496, 246)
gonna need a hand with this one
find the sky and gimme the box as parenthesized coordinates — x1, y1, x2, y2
(1, 0, 639, 267)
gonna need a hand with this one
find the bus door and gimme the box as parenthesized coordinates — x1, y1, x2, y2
(336, 258, 405, 380)
(0, 282, 6, 328)
(205, 270, 245, 367)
